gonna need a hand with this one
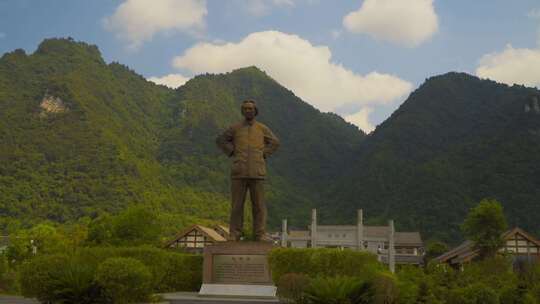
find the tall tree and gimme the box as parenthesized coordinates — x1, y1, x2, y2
(461, 199, 508, 258)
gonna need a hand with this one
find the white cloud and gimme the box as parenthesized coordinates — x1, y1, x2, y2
(344, 107, 374, 133)
(103, 0, 207, 50)
(343, 0, 438, 47)
(0, 32, 5, 39)
(148, 73, 191, 88)
(476, 44, 540, 87)
(172, 31, 412, 131)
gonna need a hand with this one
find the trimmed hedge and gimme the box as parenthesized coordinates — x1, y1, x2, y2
(19, 246, 203, 303)
(95, 257, 152, 304)
(19, 254, 104, 303)
(268, 248, 383, 283)
(73, 246, 203, 292)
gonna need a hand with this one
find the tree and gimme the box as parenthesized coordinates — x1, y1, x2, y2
(461, 199, 508, 259)
(425, 241, 449, 262)
(112, 205, 162, 246)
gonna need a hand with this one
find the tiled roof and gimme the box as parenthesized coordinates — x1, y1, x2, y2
(164, 224, 226, 248)
(216, 225, 230, 234)
(435, 226, 540, 265)
(288, 230, 310, 238)
(363, 226, 389, 238)
(197, 225, 227, 242)
(395, 232, 423, 246)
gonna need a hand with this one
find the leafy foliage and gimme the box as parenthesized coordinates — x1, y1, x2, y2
(425, 240, 449, 262)
(95, 257, 152, 304)
(268, 248, 381, 284)
(276, 273, 311, 304)
(17, 246, 202, 303)
(448, 283, 499, 304)
(304, 276, 371, 304)
(462, 199, 508, 258)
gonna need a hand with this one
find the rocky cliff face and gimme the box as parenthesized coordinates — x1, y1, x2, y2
(39, 94, 68, 117)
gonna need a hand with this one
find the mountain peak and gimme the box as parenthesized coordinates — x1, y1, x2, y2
(34, 37, 105, 65)
(230, 66, 267, 76)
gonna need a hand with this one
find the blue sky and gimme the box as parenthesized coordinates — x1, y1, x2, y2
(1, 0, 540, 132)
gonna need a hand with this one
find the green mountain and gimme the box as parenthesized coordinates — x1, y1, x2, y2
(2, 38, 540, 243)
(0, 38, 364, 233)
(331, 73, 540, 242)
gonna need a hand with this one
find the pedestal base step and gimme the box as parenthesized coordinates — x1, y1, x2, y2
(200, 283, 277, 298)
(161, 291, 280, 304)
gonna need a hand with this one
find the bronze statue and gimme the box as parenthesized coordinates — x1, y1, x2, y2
(216, 100, 280, 241)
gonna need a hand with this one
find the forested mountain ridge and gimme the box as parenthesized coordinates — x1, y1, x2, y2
(0, 38, 364, 233)
(332, 72, 540, 242)
(2, 38, 539, 243)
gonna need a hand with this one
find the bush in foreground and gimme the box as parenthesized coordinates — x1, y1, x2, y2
(19, 254, 103, 303)
(276, 273, 311, 304)
(304, 275, 372, 304)
(269, 248, 382, 283)
(18, 246, 203, 303)
(95, 257, 152, 304)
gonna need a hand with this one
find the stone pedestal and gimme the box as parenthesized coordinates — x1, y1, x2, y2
(199, 242, 277, 299)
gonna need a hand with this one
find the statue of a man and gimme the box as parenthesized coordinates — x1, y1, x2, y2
(216, 100, 280, 241)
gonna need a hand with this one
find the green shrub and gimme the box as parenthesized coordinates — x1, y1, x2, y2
(0, 254, 7, 291)
(424, 261, 459, 301)
(449, 283, 498, 304)
(459, 256, 517, 295)
(0, 254, 18, 294)
(269, 248, 382, 283)
(276, 273, 311, 304)
(73, 246, 203, 291)
(310, 248, 381, 278)
(373, 272, 399, 304)
(18, 246, 202, 303)
(517, 261, 540, 289)
(157, 253, 202, 292)
(532, 284, 540, 303)
(305, 276, 372, 304)
(19, 254, 103, 303)
(19, 254, 69, 298)
(95, 257, 152, 304)
(268, 248, 314, 282)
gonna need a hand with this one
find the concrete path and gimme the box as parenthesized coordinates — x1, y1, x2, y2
(0, 295, 38, 304)
(0, 293, 282, 304)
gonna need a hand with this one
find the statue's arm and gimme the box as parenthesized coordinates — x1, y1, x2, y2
(263, 127, 280, 158)
(216, 127, 235, 157)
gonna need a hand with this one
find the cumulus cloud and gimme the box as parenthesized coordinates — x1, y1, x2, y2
(343, 0, 438, 47)
(172, 31, 412, 131)
(344, 107, 374, 133)
(148, 73, 191, 88)
(103, 0, 207, 49)
(476, 45, 540, 87)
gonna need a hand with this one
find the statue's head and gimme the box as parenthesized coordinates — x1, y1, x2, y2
(241, 99, 258, 120)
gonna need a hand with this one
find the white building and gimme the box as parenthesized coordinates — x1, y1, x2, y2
(281, 209, 424, 271)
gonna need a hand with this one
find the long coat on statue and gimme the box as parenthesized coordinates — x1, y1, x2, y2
(216, 120, 280, 179)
